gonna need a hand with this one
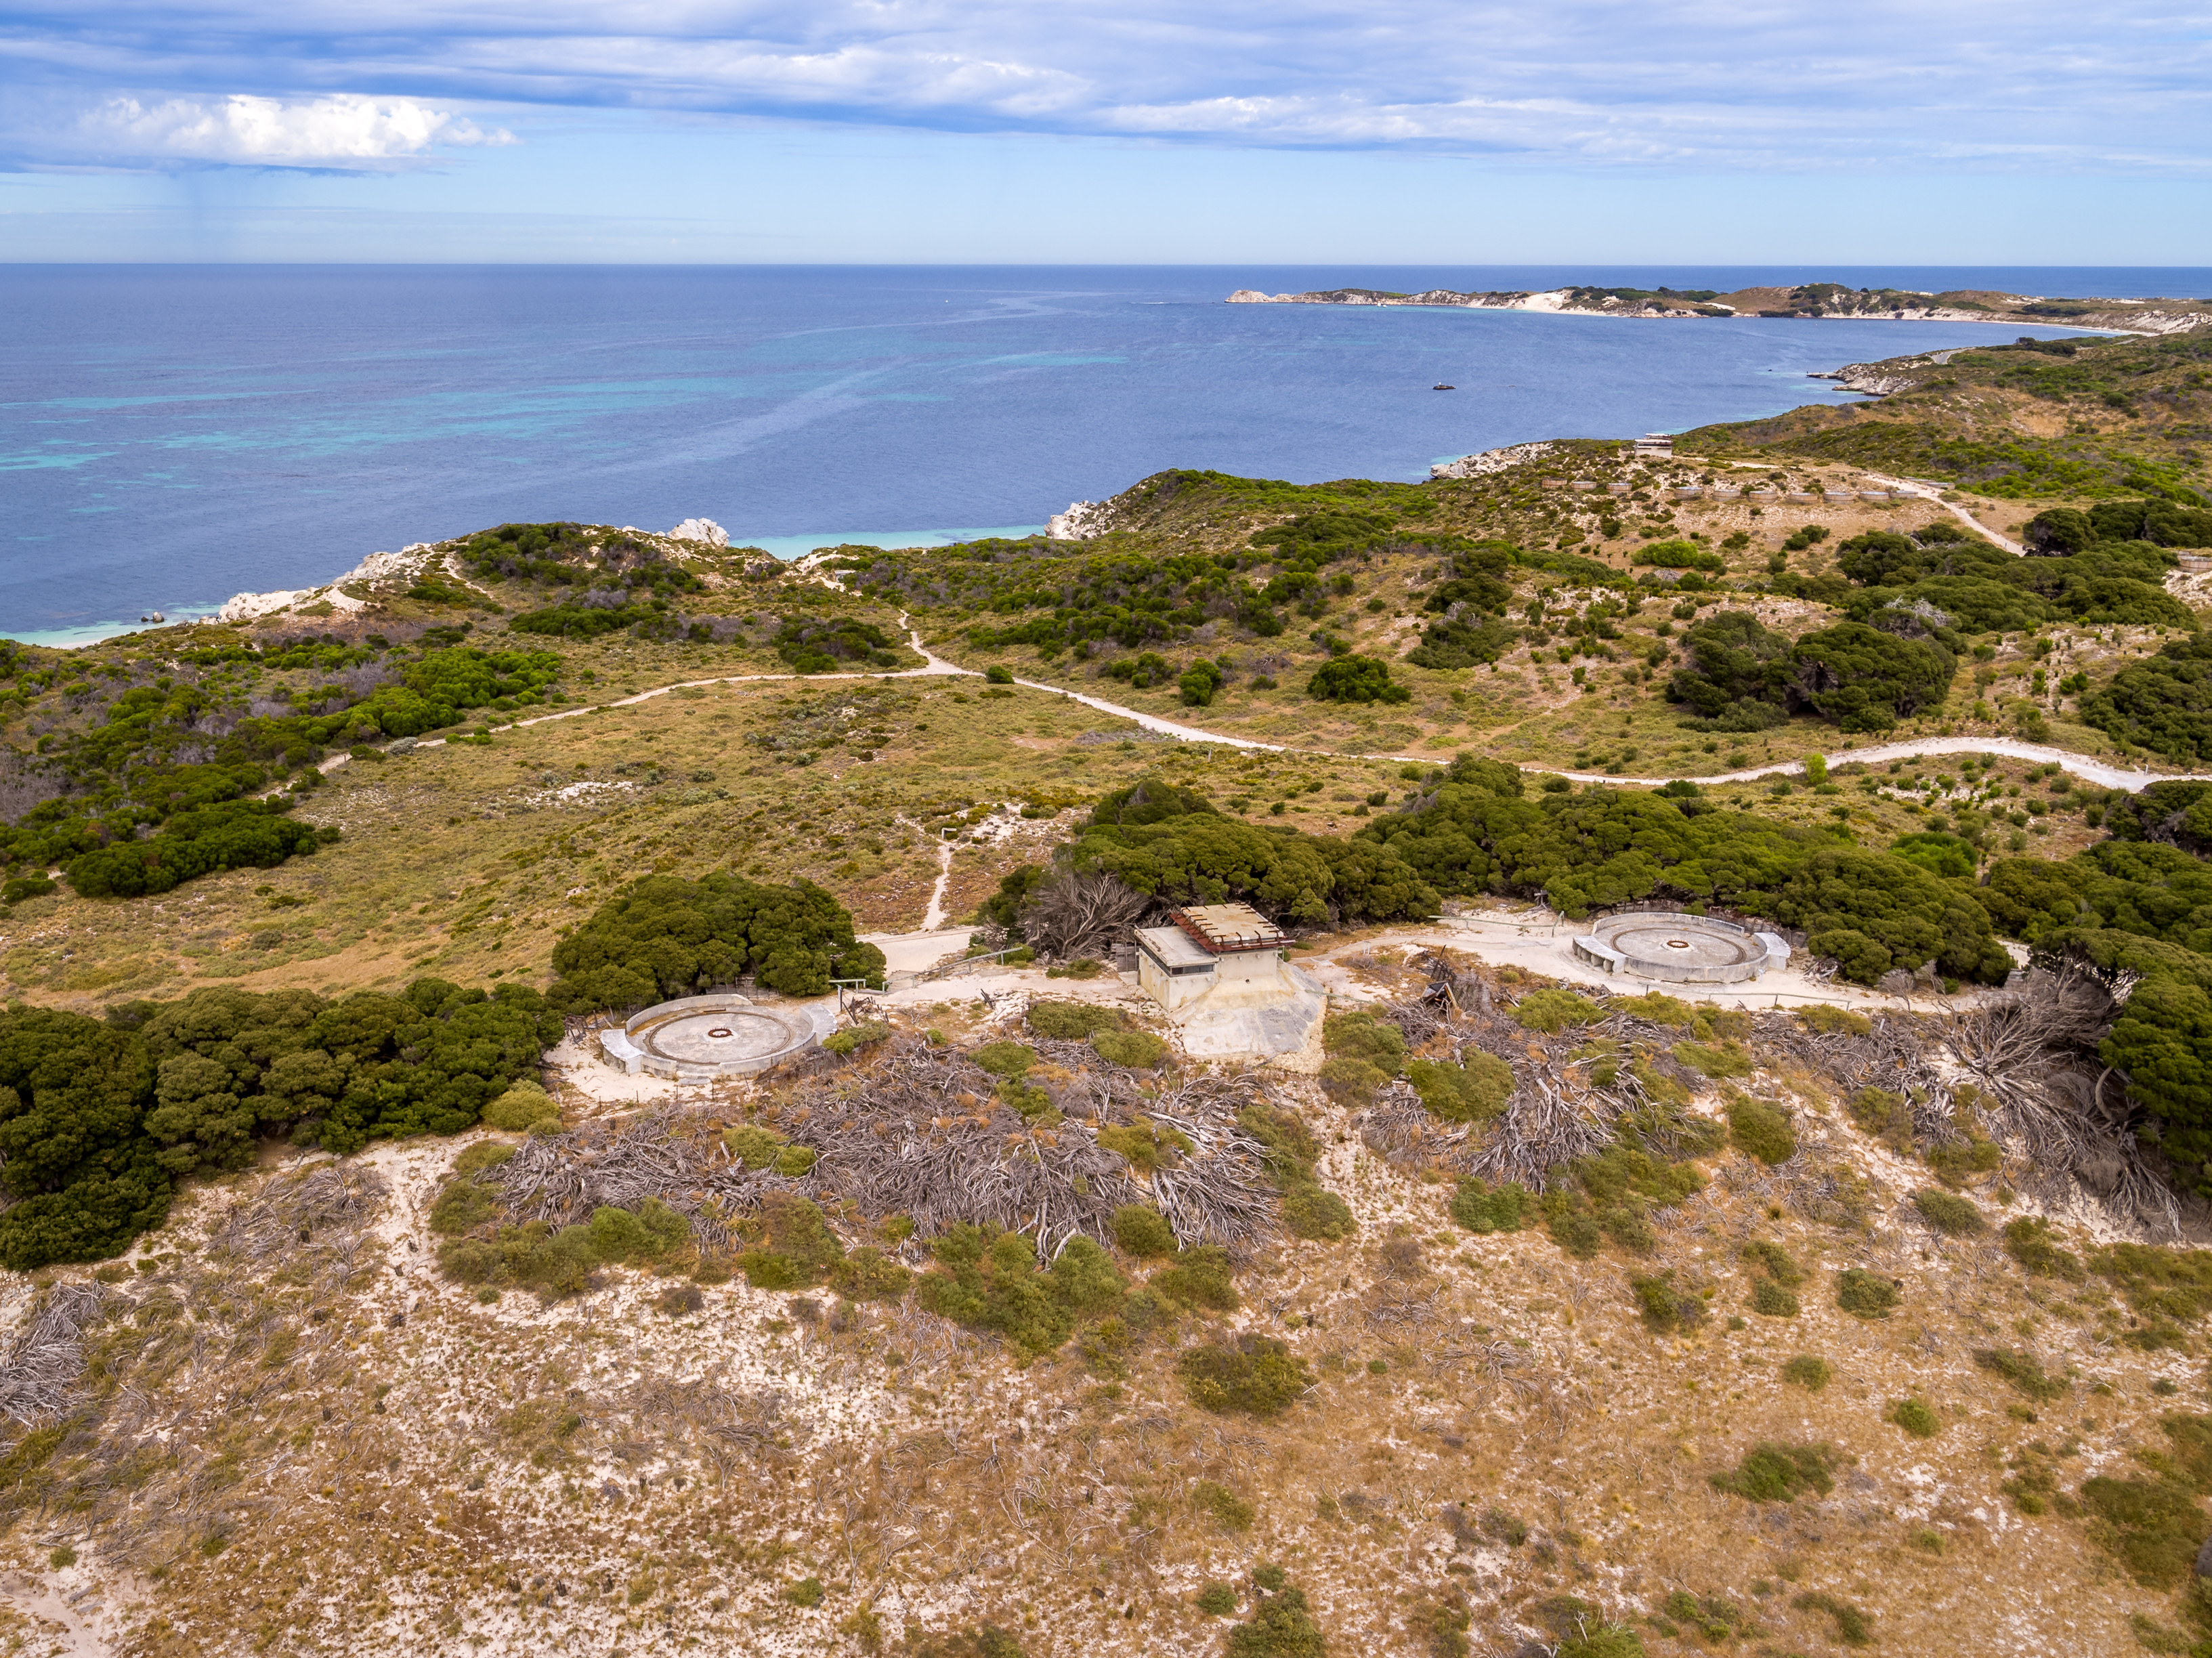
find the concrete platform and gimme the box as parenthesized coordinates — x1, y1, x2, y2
(601, 993, 828, 1081)
(1569, 912, 1789, 985)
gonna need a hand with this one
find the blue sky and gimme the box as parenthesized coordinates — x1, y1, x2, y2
(3, 1, 2209, 261)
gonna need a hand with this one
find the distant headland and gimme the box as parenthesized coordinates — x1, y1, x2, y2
(1227, 280, 2212, 335)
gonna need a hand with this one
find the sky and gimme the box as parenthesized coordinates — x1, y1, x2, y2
(2, 1, 2209, 262)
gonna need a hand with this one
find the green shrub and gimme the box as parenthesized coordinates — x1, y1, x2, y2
(430, 1179, 499, 1237)
(1090, 1028, 1168, 1069)
(828, 1246, 912, 1301)
(1972, 1347, 2068, 1401)
(1317, 1056, 1388, 1107)
(1709, 1441, 1839, 1502)
(1178, 1335, 1313, 1416)
(1449, 1178, 1532, 1235)
(1027, 1000, 1125, 1040)
(822, 1023, 890, 1057)
(482, 1080, 561, 1132)
(983, 664, 1014, 685)
(1406, 1055, 1514, 1124)
(972, 1041, 1036, 1076)
(2089, 1241, 2212, 1323)
(736, 1193, 844, 1288)
(1512, 990, 1601, 1033)
(1238, 1103, 1356, 1241)
(1153, 1246, 1239, 1311)
(1848, 1086, 1917, 1154)
(1323, 1009, 1405, 1071)
(1796, 1004, 1871, 1036)
(1741, 1239, 1804, 1285)
(1913, 1188, 1987, 1236)
(1095, 1118, 1192, 1173)
(1553, 1630, 1646, 1658)
(1112, 1205, 1176, 1258)
(1673, 1039, 1752, 1079)
(1192, 1479, 1254, 1530)
(1630, 1270, 1707, 1334)
(1836, 1267, 1900, 1319)
(916, 1227, 1124, 1361)
(1281, 1186, 1356, 1241)
(1225, 1579, 1328, 1658)
(1196, 1584, 1239, 1616)
(1781, 1355, 1831, 1391)
(2003, 1216, 2085, 1281)
(1308, 654, 1410, 704)
(1890, 1397, 1942, 1438)
(724, 1124, 791, 1168)
(2080, 1473, 2207, 1588)
(1751, 1279, 1800, 1317)
(784, 1577, 825, 1607)
(1792, 1592, 1874, 1648)
(1724, 1094, 1796, 1164)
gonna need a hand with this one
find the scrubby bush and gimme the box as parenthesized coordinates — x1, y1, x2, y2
(1836, 1267, 1900, 1318)
(1196, 1584, 1239, 1617)
(828, 1246, 912, 1301)
(1890, 1396, 1941, 1438)
(1797, 1004, 1871, 1036)
(1724, 1094, 1796, 1164)
(1512, 990, 1601, 1033)
(1751, 1279, 1800, 1317)
(1239, 1103, 1357, 1241)
(1781, 1355, 1832, 1391)
(1406, 1054, 1514, 1123)
(1709, 1441, 1838, 1502)
(1630, 1270, 1707, 1333)
(482, 1080, 561, 1132)
(1112, 1204, 1176, 1258)
(822, 1023, 890, 1057)
(1153, 1246, 1239, 1311)
(66, 801, 331, 899)
(916, 1227, 1124, 1361)
(2080, 1473, 2209, 1588)
(1449, 1178, 1532, 1235)
(1792, 1592, 1875, 1649)
(1179, 1334, 1313, 1416)
(547, 873, 885, 1008)
(1973, 1346, 2067, 1401)
(1913, 1187, 1986, 1235)
(736, 1193, 845, 1289)
(1225, 1577, 1328, 1658)
(1027, 1000, 1124, 1040)
(1095, 1117, 1193, 1173)
(1090, 1028, 1168, 1069)
(2003, 1216, 2085, 1281)
(1069, 775, 1437, 927)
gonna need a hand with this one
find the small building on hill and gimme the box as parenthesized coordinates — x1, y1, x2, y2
(1132, 904, 1325, 1071)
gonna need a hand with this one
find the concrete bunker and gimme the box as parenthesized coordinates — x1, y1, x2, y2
(1133, 903, 1325, 1071)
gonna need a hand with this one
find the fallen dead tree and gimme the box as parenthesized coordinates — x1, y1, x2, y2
(484, 1037, 1287, 1256)
(0, 1282, 106, 1428)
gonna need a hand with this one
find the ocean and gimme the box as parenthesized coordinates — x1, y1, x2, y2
(4, 263, 2205, 645)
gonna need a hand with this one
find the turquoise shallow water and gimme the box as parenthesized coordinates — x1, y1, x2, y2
(3, 263, 2197, 642)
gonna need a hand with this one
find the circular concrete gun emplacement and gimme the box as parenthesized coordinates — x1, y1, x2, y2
(1569, 912, 1790, 985)
(598, 994, 826, 1081)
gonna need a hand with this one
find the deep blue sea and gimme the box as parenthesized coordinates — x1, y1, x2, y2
(5, 263, 2207, 645)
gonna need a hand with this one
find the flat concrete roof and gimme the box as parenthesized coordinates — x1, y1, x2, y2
(1136, 925, 1215, 971)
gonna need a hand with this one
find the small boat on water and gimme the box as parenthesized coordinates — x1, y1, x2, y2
(1432, 383, 1455, 391)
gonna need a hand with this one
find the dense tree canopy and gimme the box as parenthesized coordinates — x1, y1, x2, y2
(0, 977, 559, 1268)
(548, 874, 887, 1008)
(1665, 611, 1792, 730)
(1069, 776, 1437, 927)
(2080, 635, 2212, 765)
(1782, 622, 1957, 732)
(1353, 767, 2009, 982)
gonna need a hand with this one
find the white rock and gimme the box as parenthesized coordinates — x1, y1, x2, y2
(1046, 501, 1105, 541)
(668, 518, 729, 547)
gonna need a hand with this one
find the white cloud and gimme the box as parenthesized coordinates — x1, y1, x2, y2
(77, 93, 515, 167)
(5, 0, 2209, 173)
